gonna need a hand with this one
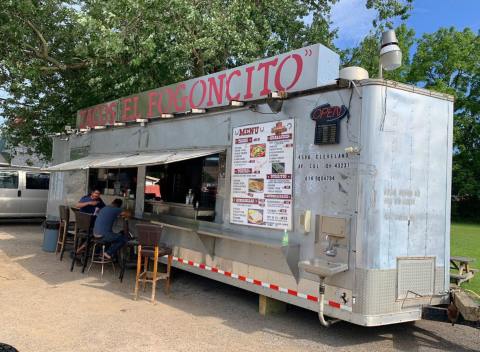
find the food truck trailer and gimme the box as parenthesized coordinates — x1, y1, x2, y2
(46, 43, 454, 327)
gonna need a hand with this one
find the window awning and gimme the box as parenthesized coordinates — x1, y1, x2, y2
(46, 154, 130, 171)
(98, 147, 225, 167)
(164, 148, 225, 164)
(46, 148, 225, 171)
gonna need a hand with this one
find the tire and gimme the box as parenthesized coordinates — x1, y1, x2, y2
(0, 343, 18, 352)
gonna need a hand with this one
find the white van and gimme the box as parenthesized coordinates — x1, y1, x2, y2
(0, 166, 50, 218)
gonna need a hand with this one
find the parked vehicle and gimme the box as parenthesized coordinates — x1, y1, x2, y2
(0, 166, 50, 218)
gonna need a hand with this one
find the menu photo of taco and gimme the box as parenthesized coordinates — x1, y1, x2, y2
(247, 209, 264, 225)
(250, 144, 266, 158)
(248, 178, 264, 193)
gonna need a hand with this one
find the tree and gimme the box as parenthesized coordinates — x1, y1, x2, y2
(0, 0, 413, 158)
(408, 28, 480, 199)
(346, 25, 480, 212)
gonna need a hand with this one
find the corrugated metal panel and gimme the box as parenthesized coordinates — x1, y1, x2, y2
(98, 147, 224, 167)
(97, 151, 172, 167)
(47, 148, 224, 171)
(46, 154, 129, 171)
(164, 148, 225, 164)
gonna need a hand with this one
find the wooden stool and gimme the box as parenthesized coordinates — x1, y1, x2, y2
(134, 224, 172, 303)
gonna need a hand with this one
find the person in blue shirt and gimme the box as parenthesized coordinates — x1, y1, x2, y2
(76, 189, 106, 214)
(93, 198, 130, 259)
(71, 189, 107, 258)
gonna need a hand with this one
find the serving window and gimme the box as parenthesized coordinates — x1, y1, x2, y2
(88, 168, 138, 210)
(144, 153, 222, 221)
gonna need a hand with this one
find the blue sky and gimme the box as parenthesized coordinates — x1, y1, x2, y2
(331, 0, 480, 49)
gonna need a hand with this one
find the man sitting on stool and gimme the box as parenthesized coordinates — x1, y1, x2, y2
(94, 198, 130, 260)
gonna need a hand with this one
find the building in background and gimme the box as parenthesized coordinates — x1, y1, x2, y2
(0, 136, 48, 168)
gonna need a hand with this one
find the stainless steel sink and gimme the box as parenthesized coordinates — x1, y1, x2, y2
(298, 258, 348, 278)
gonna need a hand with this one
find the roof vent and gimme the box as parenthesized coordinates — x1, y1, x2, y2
(339, 66, 369, 81)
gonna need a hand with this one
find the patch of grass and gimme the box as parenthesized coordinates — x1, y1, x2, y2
(451, 222, 480, 294)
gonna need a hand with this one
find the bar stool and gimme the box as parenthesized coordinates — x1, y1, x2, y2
(87, 236, 115, 279)
(70, 211, 94, 273)
(134, 224, 172, 303)
(56, 205, 76, 261)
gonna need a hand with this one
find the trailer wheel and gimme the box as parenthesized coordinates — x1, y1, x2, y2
(0, 343, 18, 352)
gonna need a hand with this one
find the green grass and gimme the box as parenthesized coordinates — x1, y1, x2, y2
(451, 222, 480, 294)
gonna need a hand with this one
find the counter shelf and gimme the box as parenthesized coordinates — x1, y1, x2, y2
(144, 201, 215, 220)
(147, 214, 300, 281)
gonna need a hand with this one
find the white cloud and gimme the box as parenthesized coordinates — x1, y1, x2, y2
(331, 0, 376, 48)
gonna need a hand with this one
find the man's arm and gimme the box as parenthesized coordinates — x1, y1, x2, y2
(75, 198, 98, 209)
(120, 209, 132, 219)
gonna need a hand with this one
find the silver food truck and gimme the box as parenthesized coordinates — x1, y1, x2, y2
(46, 42, 453, 327)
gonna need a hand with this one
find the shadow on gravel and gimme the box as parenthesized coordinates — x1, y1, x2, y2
(0, 223, 477, 352)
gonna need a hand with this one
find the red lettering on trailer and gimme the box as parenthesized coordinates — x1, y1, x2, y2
(207, 74, 225, 107)
(243, 65, 255, 99)
(78, 110, 87, 128)
(189, 79, 207, 108)
(226, 70, 241, 101)
(121, 96, 140, 121)
(105, 102, 117, 124)
(174, 83, 188, 111)
(275, 54, 303, 91)
(76, 45, 323, 127)
(257, 58, 278, 95)
(147, 92, 159, 118)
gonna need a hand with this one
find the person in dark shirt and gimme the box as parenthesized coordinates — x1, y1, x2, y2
(93, 198, 130, 259)
(76, 189, 106, 214)
(71, 189, 106, 257)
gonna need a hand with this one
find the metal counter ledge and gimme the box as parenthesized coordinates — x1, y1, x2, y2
(134, 213, 300, 280)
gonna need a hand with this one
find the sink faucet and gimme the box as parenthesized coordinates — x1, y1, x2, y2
(325, 235, 338, 257)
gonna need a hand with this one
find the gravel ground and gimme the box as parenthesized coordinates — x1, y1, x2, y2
(0, 224, 478, 352)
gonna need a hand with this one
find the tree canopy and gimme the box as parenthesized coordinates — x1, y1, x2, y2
(0, 0, 412, 157)
(1, 0, 478, 201)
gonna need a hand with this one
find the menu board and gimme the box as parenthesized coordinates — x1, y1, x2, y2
(230, 119, 294, 230)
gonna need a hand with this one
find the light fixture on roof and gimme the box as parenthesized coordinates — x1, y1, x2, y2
(114, 122, 126, 127)
(230, 100, 244, 107)
(379, 30, 402, 78)
(270, 91, 288, 99)
(174, 110, 191, 117)
(266, 91, 288, 113)
(191, 108, 206, 114)
(161, 113, 174, 118)
(136, 118, 149, 127)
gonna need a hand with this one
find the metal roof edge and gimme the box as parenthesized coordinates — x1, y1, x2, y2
(358, 79, 455, 102)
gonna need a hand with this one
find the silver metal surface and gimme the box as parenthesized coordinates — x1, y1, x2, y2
(46, 154, 130, 171)
(47, 80, 453, 326)
(397, 257, 435, 299)
(298, 258, 348, 277)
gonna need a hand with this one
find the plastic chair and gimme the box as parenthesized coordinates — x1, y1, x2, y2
(134, 224, 172, 303)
